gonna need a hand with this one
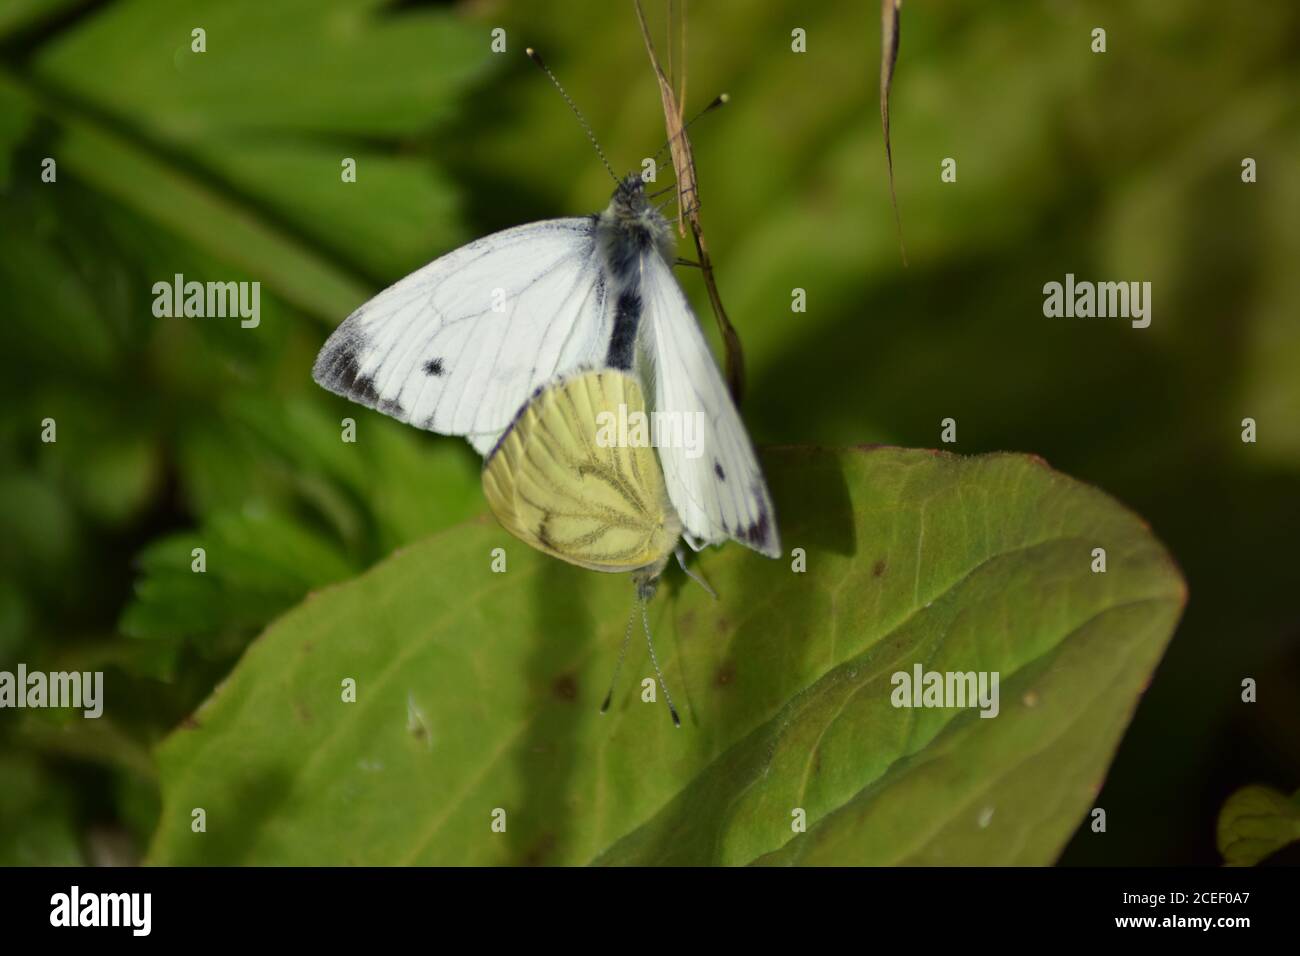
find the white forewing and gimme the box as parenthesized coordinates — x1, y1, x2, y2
(639, 253, 780, 558)
(312, 218, 611, 454)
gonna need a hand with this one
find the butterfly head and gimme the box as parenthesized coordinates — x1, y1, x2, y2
(612, 172, 650, 208)
(600, 174, 673, 263)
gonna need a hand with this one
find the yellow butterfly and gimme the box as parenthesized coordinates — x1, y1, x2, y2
(483, 368, 711, 725)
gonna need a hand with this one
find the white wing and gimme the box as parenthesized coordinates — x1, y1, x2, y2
(639, 253, 780, 558)
(313, 218, 611, 454)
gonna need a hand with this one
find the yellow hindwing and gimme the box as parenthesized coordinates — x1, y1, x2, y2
(482, 369, 680, 574)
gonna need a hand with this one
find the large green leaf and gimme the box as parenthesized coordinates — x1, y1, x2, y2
(147, 446, 1184, 865)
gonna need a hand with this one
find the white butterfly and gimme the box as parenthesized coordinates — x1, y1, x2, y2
(312, 174, 779, 559)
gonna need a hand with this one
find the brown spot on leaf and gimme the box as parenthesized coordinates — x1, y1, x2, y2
(552, 673, 578, 701)
(521, 831, 557, 867)
(181, 714, 201, 730)
(873, 559, 887, 577)
(715, 661, 736, 687)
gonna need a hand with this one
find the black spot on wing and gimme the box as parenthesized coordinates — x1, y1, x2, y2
(606, 288, 642, 370)
(714, 460, 726, 481)
(423, 358, 444, 376)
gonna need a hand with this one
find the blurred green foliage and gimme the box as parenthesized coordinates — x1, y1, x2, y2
(0, 0, 1297, 864)
(1216, 784, 1300, 866)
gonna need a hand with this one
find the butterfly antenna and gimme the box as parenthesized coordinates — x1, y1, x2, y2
(652, 92, 730, 165)
(526, 47, 618, 184)
(675, 547, 718, 600)
(641, 597, 681, 727)
(600, 601, 638, 714)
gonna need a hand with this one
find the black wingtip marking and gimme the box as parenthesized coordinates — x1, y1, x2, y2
(313, 328, 405, 416)
(333, 349, 375, 403)
(327, 343, 375, 405)
(320, 342, 362, 391)
(714, 460, 726, 481)
(741, 507, 771, 548)
(422, 358, 444, 377)
(352, 374, 381, 405)
(314, 328, 376, 401)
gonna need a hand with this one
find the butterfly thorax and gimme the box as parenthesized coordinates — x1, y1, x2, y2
(595, 174, 674, 282)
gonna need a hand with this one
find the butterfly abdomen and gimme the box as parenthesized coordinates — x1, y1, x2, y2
(605, 288, 642, 369)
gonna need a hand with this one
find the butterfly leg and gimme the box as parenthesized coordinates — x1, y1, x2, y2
(675, 547, 718, 599)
